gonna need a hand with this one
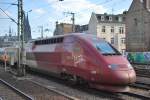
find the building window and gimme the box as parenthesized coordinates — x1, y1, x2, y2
(103, 38, 106, 40)
(115, 16, 118, 21)
(111, 37, 114, 44)
(106, 16, 109, 20)
(111, 26, 114, 33)
(119, 27, 124, 34)
(118, 17, 122, 22)
(101, 16, 104, 21)
(102, 26, 106, 33)
(121, 38, 125, 44)
(134, 18, 138, 26)
(109, 16, 112, 21)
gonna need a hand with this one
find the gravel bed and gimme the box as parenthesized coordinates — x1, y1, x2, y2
(27, 72, 117, 100)
(0, 67, 70, 100)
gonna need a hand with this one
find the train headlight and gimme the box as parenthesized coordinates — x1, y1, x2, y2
(127, 63, 132, 69)
(108, 64, 118, 69)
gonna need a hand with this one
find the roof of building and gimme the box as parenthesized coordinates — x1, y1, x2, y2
(95, 13, 126, 23)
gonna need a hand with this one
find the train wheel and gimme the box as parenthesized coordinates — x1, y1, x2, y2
(68, 75, 78, 85)
(60, 72, 68, 80)
(76, 76, 88, 85)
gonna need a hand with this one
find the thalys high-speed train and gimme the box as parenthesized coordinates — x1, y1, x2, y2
(25, 33, 136, 92)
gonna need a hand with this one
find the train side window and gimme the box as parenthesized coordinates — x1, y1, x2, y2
(56, 38, 59, 43)
(54, 38, 56, 43)
(60, 37, 64, 42)
(52, 39, 54, 44)
(46, 40, 48, 44)
(38, 41, 40, 45)
(45, 40, 47, 44)
(49, 39, 52, 44)
(36, 41, 38, 45)
(44, 40, 46, 44)
(35, 41, 37, 45)
(48, 39, 50, 44)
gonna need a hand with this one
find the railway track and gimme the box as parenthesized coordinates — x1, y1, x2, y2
(135, 68, 150, 77)
(121, 91, 150, 100)
(0, 78, 33, 100)
(28, 71, 146, 100)
(0, 67, 79, 100)
(131, 82, 150, 90)
(28, 79, 79, 100)
(120, 82, 150, 100)
(132, 64, 150, 78)
(1, 65, 150, 100)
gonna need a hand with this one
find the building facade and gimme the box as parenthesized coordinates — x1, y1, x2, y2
(88, 12, 126, 54)
(126, 0, 150, 52)
(53, 22, 88, 35)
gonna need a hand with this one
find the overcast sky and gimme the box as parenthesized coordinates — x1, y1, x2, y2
(0, 0, 132, 39)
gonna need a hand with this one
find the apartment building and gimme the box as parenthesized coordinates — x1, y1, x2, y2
(88, 12, 126, 54)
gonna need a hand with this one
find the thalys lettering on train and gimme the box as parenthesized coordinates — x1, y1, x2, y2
(0, 33, 136, 92)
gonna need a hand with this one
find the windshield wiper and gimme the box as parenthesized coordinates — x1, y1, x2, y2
(102, 53, 121, 56)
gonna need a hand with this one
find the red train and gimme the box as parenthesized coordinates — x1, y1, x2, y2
(25, 33, 136, 92)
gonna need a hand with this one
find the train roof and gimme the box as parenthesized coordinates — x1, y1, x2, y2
(31, 33, 103, 42)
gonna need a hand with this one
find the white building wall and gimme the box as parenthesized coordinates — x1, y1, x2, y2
(88, 13, 98, 35)
(96, 23, 126, 54)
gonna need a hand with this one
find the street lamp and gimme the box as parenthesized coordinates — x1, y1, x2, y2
(26, 10, 32, 15)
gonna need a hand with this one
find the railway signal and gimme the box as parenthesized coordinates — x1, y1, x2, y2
(3, 52, 8, 71)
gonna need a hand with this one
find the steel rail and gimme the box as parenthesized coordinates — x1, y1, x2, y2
(0, 97, 3, 100)
(130, 83, 150, 90)
(122, 92, 150, 100)
(0, 78, 33, 100)
(28, 79, 80, 100)
(136, 82, 150, 87)
(136, 73, 150, 78)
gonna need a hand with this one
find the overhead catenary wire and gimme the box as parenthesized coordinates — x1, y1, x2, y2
(4, 1, 18, 11)
(0, 7, 17, 24)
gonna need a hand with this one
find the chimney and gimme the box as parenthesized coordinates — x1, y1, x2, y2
(143, 0, 150, 11)
(56, 21, 58, 29)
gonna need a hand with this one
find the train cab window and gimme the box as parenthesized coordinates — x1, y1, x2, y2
(95, 42, 121, 55)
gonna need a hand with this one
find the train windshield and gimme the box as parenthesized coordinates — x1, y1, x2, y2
(94, 41, 121, 55)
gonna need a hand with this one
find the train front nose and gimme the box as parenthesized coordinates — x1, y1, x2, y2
(103, 64, 136, 85)
(111, 69, 136, 84)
